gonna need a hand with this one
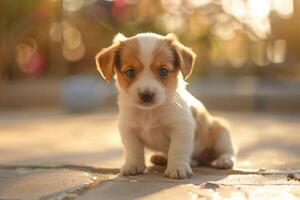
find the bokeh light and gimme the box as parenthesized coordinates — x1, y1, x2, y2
(63, 0, 84, 12)
(0, 0, 299, 80)
(15, 38, 37, 67)
(15, 38, 46, 76)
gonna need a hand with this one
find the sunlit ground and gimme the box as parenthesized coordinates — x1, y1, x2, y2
(0, 109, 299, 171)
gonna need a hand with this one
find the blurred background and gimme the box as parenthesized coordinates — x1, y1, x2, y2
(0, 0, 300, 112)
(1, 2, 300, 195)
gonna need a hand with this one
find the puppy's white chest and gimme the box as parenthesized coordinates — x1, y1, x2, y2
(134, 112, 169, 152)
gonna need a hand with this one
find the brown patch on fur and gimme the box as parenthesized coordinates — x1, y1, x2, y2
(209, 117, 233, 155)
(95, 43, 120, 81)
(192, 107, 216, 161)
(150, 40, 180, 91)
(150, 154, 168, 166)
(166, 36, 196, 80)
(192, 106, 233, 164)
(115, 38, 143, 91)
(196, 148, 217, 165)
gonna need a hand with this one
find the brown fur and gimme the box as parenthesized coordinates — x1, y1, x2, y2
(150, 39, 179, 91)
(115, 38, 142, 91)
(191, 106, 234, 165)
(150, 154, 168, 166)
(95, 43, 119, 81)
(166, 35, 196, 80)
(96, 33, 196, 89)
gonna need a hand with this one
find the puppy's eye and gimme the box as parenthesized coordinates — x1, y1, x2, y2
(125, 68, 135, 79)
(159, 67, 168, 77)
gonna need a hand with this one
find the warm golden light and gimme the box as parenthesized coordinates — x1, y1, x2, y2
(49, 22, 62, 42)
(267, 39, 286, 64)
(248, 0, 270, 20)
(221, 0, 294, 40)
(63, 0, 84, 12)
(273, 0, 294, 18)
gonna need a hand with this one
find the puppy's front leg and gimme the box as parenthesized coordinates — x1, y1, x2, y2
(120, 127, 146, 176)
(165, 125, 194, 179)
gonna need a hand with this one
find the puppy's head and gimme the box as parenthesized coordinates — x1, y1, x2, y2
(95, 32, 196, 110)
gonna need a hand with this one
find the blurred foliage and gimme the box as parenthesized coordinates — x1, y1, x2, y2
(0, 0, 300, 81)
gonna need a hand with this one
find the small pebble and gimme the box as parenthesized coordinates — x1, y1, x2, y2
(287, 173, 300, 181)
(201, 182, 220, 190)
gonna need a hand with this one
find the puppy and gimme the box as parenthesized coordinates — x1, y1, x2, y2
(95, 32, 235, 179)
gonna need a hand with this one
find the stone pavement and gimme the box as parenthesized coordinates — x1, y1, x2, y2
(0, 110, 299, 199)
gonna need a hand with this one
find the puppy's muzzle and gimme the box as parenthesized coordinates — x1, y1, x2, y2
(139, 91, 155, 103)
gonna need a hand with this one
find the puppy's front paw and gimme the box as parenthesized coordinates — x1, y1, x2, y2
(121, 162, 146, 176)
(212, 153, 234, 169)
(164, 163, 193, 179)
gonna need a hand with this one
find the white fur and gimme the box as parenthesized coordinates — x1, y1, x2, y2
(118, 84, 195, 178)
(137, 33, 162, 68)
(128, 67, 166, 110)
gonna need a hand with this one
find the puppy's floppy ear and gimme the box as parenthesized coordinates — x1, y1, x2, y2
(95, 43, 119, 81)
(166, 33, 178, 41)
(113, 33, 127, 43)
(166, 33, 196, 80)
(95, 33, 127, 81)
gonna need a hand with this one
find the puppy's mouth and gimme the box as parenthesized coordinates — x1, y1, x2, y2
(136, 101, 158, 110)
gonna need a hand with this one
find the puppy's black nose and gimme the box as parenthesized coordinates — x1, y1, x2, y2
(139, 91, 155, 103)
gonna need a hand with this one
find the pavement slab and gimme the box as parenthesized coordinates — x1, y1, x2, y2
(0, 110, 299, 199)
(78, 168, 300, 200)
(0, 168, 96, 200)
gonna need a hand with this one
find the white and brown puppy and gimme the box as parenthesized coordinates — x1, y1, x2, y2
(95, 32, 235, 179)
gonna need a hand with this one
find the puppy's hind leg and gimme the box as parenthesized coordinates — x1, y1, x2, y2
(210, 118, 236, 169)
(151, 154, 204, 168)
(150, 154, 168, 166)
